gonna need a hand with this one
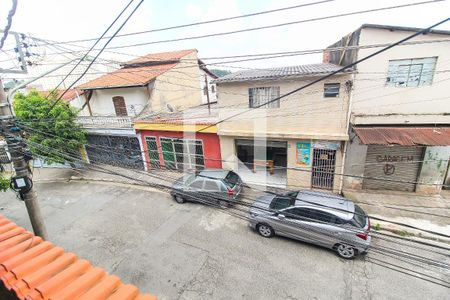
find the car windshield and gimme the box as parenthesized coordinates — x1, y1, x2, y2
(352, 204, 367, 228)
(224, 172, 239, 187)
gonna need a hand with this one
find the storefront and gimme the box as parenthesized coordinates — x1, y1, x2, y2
(345, 126, 450, 194)
(219, 135, 344, 191)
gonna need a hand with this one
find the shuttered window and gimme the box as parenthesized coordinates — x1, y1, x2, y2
(386, 57, 437, 87)
(112, 96, 128, 116)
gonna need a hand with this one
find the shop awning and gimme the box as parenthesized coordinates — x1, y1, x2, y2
(353, 127, 450, 146)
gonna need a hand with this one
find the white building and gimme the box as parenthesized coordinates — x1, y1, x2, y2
(324, 24, 450, 194)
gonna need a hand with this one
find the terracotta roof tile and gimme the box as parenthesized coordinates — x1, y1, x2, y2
(353, 127, 450, 146)
(0, 215, 156, 300)
(78, 64, 177, 90)
(37, 89, 83, 102)
(124, 49, 197, 65)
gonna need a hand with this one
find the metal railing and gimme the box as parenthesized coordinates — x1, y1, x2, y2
(76, 116, 133, 128)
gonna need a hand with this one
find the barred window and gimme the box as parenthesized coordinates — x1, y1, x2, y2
(249, 86, 280, 108)
(323, 83, 340, 97)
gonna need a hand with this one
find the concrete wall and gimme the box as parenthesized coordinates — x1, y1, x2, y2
(342, 135, 368, 190)
(216, 75, 351, 140)
(351, 28, 450, 125)
(416, 146, 450, 194)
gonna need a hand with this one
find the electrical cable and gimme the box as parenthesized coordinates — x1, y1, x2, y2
(0, 0, 17, 50)
(45, 0, 145, 115)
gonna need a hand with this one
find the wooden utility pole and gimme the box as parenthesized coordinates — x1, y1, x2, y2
(0, 79, 48, 239)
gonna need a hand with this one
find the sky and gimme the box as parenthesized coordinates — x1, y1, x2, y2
(1, 0, 450, 71)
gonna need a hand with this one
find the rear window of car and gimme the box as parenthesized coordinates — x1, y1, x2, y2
(352, 204, 367, 228)
(224, 172, 240, 187)
(270, 197, 295, 210)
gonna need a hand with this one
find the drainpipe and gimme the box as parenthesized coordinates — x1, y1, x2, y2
(338, 74, 355, 194)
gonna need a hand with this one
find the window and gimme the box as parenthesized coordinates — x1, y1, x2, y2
(283, 207, 336, 224)
(270, 197, 294, 210)
(386, 57, 437, 87)
(323, 83, 340, 97)
(204, 180, 220, 191)
(249, 87, 280, 108)
(224, 171, 240, 187)
(112, 96, 128, 116)
(145, 137, 160, 169)
(160, 137, 205, 170)
(190, 179, 204, 190)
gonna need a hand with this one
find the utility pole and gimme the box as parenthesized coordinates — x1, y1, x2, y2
(0, 78, 48, 239)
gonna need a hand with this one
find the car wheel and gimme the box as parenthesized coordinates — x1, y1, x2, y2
(335, 243, 357, 259)
(257, 224, 274, 238)
(174, 194, 185, 204)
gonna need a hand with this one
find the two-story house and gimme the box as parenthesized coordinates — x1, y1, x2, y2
(75, 49, 217, 169)
(215, 65, 352, 191)
(324, 24, 450, 194)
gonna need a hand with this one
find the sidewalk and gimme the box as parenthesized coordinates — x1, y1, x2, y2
(31, 167, 450, 242)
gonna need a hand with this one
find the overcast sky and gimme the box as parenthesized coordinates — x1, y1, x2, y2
(1, 0, 450, 70)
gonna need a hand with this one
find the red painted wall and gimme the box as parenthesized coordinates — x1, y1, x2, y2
(139, 130, 222, 169)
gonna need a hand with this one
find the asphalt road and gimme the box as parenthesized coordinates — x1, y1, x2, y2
(0, 181, 448, 300)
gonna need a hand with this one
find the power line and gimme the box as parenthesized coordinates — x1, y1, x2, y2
(85, 1, 448, 50)
(0, 0, 17, 50)
(196, 17, 450, 133)
(42, 0, 335, 46)
(46, 0, 145, 115)
(45, 0, 136, 99)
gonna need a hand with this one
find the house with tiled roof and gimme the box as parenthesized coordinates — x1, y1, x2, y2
(214, 63, 352, 191)
(74, 49, 217, 170)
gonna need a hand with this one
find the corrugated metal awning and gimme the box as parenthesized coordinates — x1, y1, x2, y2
(353, 127, 450, 146)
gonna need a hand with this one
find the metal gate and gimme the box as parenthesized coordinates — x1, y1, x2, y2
(85, 135, 144, 169)
(362, 145, 424, 192)
(311, 149, 336, 190)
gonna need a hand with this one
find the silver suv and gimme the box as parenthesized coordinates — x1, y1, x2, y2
(249, 190, 371, 259)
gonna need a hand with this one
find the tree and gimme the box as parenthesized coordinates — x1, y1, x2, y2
(13, 90, 86, 165)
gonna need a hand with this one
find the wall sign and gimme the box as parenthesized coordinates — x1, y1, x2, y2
(296, 142, 311, 166)
(312, 141, 340, 150)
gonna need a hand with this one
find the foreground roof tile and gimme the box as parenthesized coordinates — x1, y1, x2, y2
(0, 215, 156, 300)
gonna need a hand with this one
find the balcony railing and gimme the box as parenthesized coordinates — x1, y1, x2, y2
(76, 116, 133, 128)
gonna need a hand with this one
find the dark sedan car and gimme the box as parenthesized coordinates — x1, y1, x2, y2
(171, 169, 243, 207)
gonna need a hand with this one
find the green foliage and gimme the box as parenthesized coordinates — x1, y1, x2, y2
(0, 174, 9, 192)
(209, 69, 232, 78)
(13, 90, 86, 164)
(373, 223, 381, 231)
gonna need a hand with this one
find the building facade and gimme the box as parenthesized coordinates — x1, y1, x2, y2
(325, 24, 450, 194)
(215, 64, 352, 191)
(75, 49, 217, 169)
(134, 104, 222, 171)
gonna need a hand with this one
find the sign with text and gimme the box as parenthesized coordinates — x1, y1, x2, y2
(296, 142, 311, 166)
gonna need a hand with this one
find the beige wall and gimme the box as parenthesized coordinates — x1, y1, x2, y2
(151, 51, 203, 113)
(352, 28, 450, 124)
(216, 75, 351, 140)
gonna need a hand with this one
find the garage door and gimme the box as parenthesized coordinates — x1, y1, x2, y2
(362, 145, 424, 192)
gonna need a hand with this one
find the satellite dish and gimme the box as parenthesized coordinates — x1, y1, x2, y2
(166, 103, 174, 112)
